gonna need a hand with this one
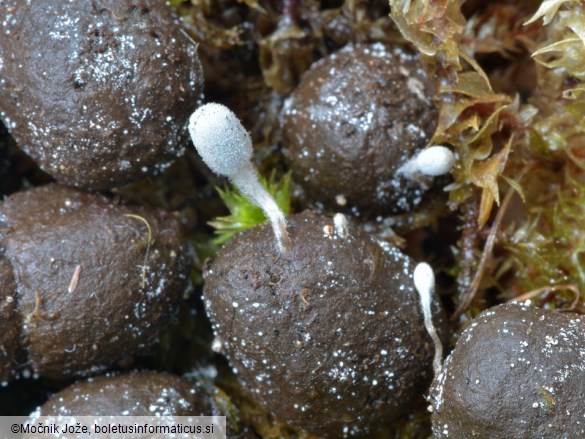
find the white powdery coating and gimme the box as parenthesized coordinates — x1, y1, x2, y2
(188, 103, 253, 178)
(281, 43, 436, 213)
(397, 145, 456, 179)
(415, 146, 456, 176)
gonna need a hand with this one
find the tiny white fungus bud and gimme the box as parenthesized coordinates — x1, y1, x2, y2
(413, 262, 443, 378)
(333, 213, 349, 239)
(398, 145, 456, 179)
(211, 337, 223, 353)
(335, 194, 347, 206)
(415, 146, 456, 176)
(189, 103, 291, 253)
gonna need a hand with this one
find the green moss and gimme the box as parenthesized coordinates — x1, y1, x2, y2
(495, 1, 585, 304)
(389, 0, 585, 311)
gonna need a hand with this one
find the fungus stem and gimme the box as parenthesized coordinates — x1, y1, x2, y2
(413, 262, 443, 379)
(333, 213, 349, 239)
(231, 164, 292, 252)
(189, 103, 291, 253)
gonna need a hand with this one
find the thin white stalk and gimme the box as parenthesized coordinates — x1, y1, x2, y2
(231, 164, 291, 252)
(413, 262, 443, 378)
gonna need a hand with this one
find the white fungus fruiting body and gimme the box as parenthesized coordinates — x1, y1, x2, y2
(333, 213, 349, 239)
(414, 262, 443, 378)
(189, 103, 291, 253)
(188, 103, 253, 177)
(414, 146, 456, 176)
(398, 145, 456, 180)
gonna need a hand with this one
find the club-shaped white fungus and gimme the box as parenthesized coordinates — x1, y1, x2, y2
(413, 262, 443, 378)
(333, 213, 349, 239)
(397, 145, 455, 180)
(189, 103, 291, 253)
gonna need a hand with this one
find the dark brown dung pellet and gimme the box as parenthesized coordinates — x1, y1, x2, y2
(0, 184, 189, 380)
(32, 371, 215, 416)
(204, 210, 444, 437)
(431, 302, 585, 439)
(282, 43, 437, 213)
(0, 0, 204, 189)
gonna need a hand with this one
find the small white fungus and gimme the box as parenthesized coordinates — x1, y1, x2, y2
(333, 213, 349, 239)
(397, 145, 456, 179)
(414, 262, 443, 378)
(189, 103, 291, 252)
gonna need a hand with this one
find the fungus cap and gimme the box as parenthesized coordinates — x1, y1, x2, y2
(413, 146, 455, 177)
(188, 103, 253, 178)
